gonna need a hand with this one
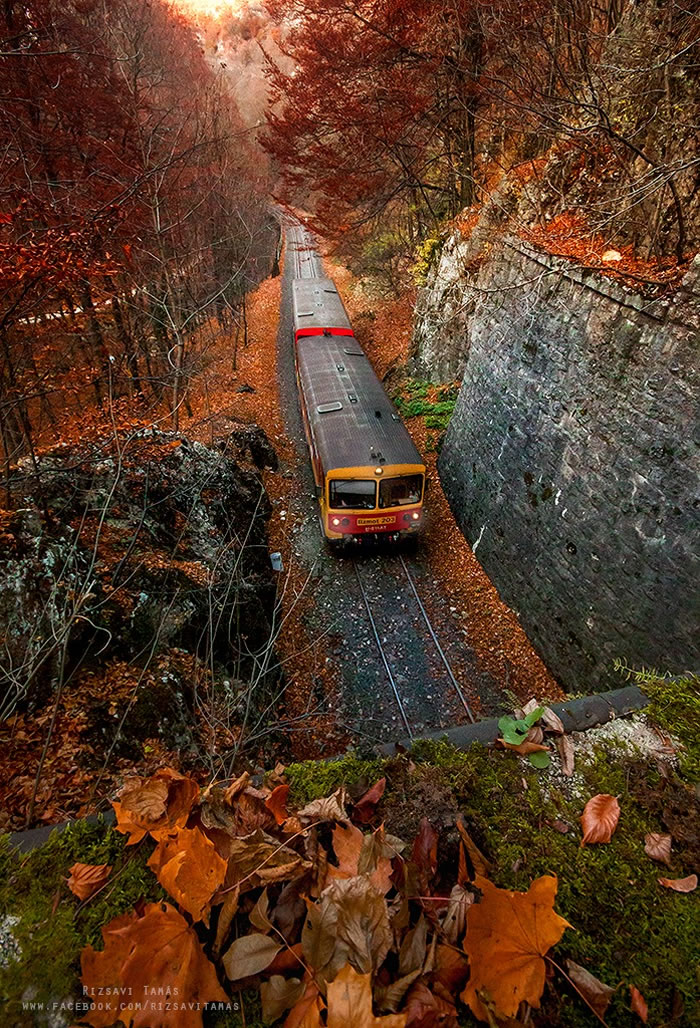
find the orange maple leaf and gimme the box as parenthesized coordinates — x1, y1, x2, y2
(326, 964, 406, 1027)
(461, 875, 570, 1021)
(148, 826, 227, 923)
(81, 901, 228, 1028)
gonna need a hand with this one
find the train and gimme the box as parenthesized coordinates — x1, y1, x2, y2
(290, 239, 425, 547)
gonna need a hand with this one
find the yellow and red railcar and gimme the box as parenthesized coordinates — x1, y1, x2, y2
(293, 277, 425, 546)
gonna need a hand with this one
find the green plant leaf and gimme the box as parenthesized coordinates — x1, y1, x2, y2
(523, 706, 545, 728)
(498, 716, 531, 745)
(528, 751, 551, 770)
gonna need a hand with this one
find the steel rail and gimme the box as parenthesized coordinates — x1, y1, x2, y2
(353, 561, 414, 740)
(398, 554, 475, 723)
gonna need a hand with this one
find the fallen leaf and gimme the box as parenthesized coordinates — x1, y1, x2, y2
(222, 931, 282, 982)
(398, 915, 428, 975)
(266, 784, 291, 825)
(375, 970, 422, 1013)
(565, 959, 615, 1019)
(250, 887, 274, 933)
(433, 945, 469, 994)
(67, 863, 112, 902)
(541, 706, 565, 734)
(81, 902, 227, 1028)
(353, 778, 386, 823)
(411, 819, 438, 877)
(629, 984, 648, 1022)
(602, 249, 622, 261)
(441, 885, 474, 945)
(644, 833, 672, 867)
(213, 885, 239, 958)
(404, 979, 458, 1026)
(580, 794, 620, 846)
(498, 737, 550, 757)
(298, 788, 348, 823)
(326, 964, 407, 1027)
(461, 874, 570, 1021)
(658, 874, 697, 892)
(456, 818, 492, 878)
(148, 827, 227, 924)
(557, 735, 575, 776)
(113, 768, 199, 844)
(261, 975, 306, 1023)
(285, 980, 325, 1028)
(329, 821, 392, 894)
(226, 830, 308, 892)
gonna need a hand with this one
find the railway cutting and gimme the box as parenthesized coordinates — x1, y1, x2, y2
(276, 215, 503, 745)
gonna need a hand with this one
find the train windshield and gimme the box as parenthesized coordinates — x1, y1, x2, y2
(378, 475, 423, 508)
(329, 479, 377, 509)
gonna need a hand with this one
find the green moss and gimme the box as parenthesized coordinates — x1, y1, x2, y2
(643, 673, 699, 780)
(402, 740, 698, 1027)
(284, 753, 385, 804)
(0, 819, 164, 1026)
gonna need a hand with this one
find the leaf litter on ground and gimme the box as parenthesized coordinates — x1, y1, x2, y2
(68, 763, 683, 1027)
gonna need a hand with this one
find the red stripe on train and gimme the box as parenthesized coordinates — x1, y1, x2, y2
(295, 327, 355, 342)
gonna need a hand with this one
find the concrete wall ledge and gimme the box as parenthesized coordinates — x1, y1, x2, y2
(378, 684, 650, 756)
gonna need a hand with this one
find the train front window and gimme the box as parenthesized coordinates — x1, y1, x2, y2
(379, 475, 423, 508)
(329, 479, 377, 510)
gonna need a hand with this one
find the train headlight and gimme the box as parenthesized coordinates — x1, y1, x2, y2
(412, 511, 420, 521)
(332, 518, 341, 527)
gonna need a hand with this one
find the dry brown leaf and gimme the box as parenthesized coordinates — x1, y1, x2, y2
(557, 735, 575, 776)
(148, 826, 227, 924)
(326, 964, 407, 1027)
(461, 874, 570, 1021)
(580, 794, 620, 846)
(213, 885, 240, 958)
(456, 818, 492, 878)
(375, 970, 422, 1013)
(629, 984, 648, 1022)
(224, 770, 250, 803)
(67, 863, 112, 902)
(565, 959, 615, 1019)
(353, 778, 386, 823)
(226, 830, 308, 892)
(541, 706, 565, 734)
(261, 975, 306, 1023)
(80, 902, 227, 1028)
(113, 768, 199, 844)
(250, 887, 274, 933)
(499, 737, 550, 756)
(644, 833, 672, 867)
(398, 915, 428, 975)
(658, 873, 697, 892)
(433, 945, 469, 995)
(222, 931, 281, 982)
(328, 876, 392, 974)
(285, 981, 325, 1028)
(298, 788, 348, 823)
(266, 784, 291, 825)
(411, 818, 438, 876)
(329, 821, 393, 894)
(441, 884, 474, 945)
(404, 979, 458, 1027)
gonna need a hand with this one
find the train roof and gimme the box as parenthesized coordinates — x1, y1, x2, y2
(296, 333, 423, 473)
(292, 278, 352, 335)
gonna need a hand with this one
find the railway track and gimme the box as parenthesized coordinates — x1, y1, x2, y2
(353, 554, 475, 739)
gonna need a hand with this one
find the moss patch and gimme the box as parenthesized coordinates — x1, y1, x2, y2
(0, 819, 163, 1026)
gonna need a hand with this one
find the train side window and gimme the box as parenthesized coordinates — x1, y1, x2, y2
(378, 475, 423, 508)
(329, 479, 377, 510)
